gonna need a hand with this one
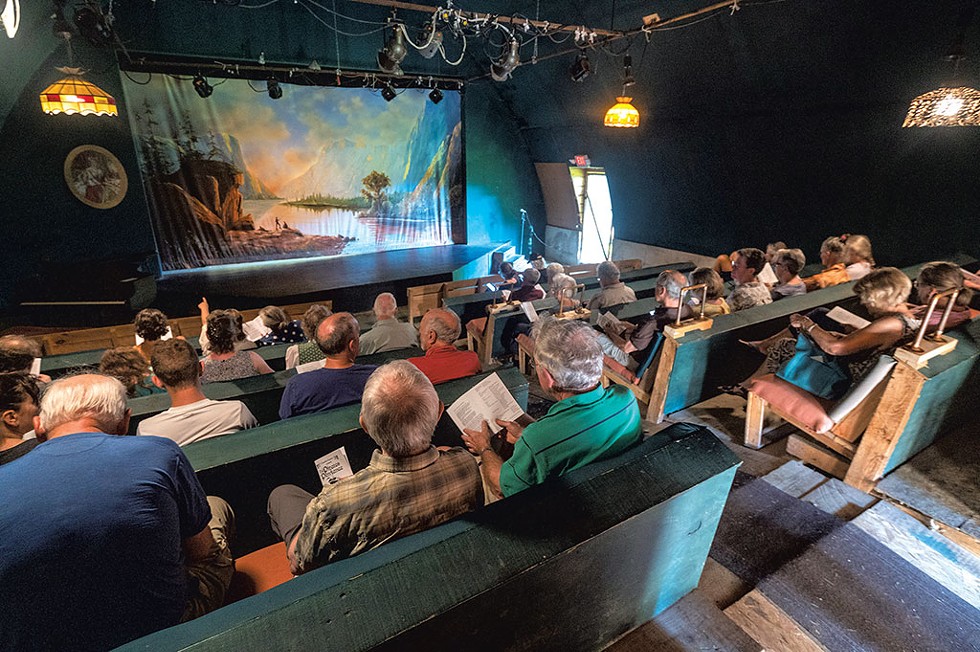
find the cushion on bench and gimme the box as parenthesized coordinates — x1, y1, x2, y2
(225, 542, 293, 604)
(748, 373, 836, 433)
(466, 317, 487, 339)
(603, 356, 637, 383)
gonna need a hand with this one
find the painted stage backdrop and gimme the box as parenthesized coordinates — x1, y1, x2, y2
(122, 75, 463, 270)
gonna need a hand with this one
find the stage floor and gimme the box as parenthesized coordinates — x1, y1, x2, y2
(156, 244, 501, 313)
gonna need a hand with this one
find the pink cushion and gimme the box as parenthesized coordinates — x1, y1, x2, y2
(515, 333, 535, 355)
(604, 356, 638, 384)
(747, 374, 836, 434)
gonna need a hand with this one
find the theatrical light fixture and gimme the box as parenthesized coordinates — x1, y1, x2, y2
(428, 87, 443, 104)
(73, 6, 113, 47)
(40, 67, 118, 116)
(1, 0, 20, 38)
(378, 24, 408, 75)
(569, 52, 591, 83)
(381, 83, 397, 102)
(622, 55, 636, 87)
(490, 39, 520, 82)
(193, 74, 213, 98)
(417, 23, 443, 59)
(267, 79, 282, 99)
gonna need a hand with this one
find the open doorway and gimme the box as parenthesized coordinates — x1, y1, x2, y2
(570, 167, 614, 263)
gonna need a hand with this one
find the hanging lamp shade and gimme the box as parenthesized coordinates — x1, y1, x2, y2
(903, 86, 980, 127)
(604, 96, 640, 128)
(40, 68, 117, 117)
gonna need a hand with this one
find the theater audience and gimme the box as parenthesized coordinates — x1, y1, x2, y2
(548, 272, 579, 308)
(462, 318, 641, 498)
(254, 306, 305, 346)
(803, 236, 848, 291)
(0, 334, 49, 382)
(770, 248, 807, 300)
(843, 234, 875, 280)
(0, 373, 39, 465)
(543, 261, 564, 284)
(509, 267, 545, 302)
(99, 346, 163, 397)
(138, 339, 257, 445)
(598, 270, 692, 367)
(133, 308, 176, 362)
(587, 260, 637, 310)
(268, 361, 482, 574)
(358, 292, 419, 355)
(689, 267, 731, 317)
(727, 248, 773, 311)
(285, 304, 332, 369)
(498, 261, 521, 287)
(0, 374, 235, 651)
(409, 308, 481, 384)
(200, 310, 274, 383)
(279, 312, 376, 419)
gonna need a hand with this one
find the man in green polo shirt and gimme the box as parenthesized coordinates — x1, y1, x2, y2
(462, 318, 642, 498)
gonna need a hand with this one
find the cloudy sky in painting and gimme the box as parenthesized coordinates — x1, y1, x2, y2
(122, 74, 460, 195)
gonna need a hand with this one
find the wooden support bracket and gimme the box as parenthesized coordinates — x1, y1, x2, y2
(664, 317, 713, 339)
(893, 335, 957, 369)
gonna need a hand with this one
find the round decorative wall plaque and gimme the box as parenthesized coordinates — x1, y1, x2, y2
(64, 144, 128, 209)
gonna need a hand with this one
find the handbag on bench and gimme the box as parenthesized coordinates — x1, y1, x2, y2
(776, 333, 850, 400)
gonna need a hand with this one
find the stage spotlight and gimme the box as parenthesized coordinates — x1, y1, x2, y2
(193, 74, 213, 98)
(381, 83, 397, 102)
(378, 25, 408, 75)
(73, 6, 113, 47)
(622, 54, 635, 87)
(267, 79, 282, 99)
(569, 52, 591, 82)
(428, 87, 443, 104)
(418, 24, 443, 59)
(490, 39, 520, 82)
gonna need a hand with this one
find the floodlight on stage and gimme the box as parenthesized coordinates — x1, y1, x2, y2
(490, 39, 520, 82)
(428, 88, 443, 104)
(267, 79, 282, 99)
(1, 0, 20, 38)
(193, 75, 213, 99)
(381, 83, 397, 102)
(378, 25, 408, 75)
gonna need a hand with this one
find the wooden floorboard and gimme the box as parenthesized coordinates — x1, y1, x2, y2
(724, 589, 829, 652)
(852, 501, 980, 610)
(761, 460, 828, 498)
(801, 478, 877, 520)
(606, 590, 761, 652)
(697, 557, 752, 610)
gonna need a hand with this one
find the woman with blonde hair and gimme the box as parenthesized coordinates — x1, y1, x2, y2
(911, 261, 975, 330)
(842, 234, 874, 281)
(689, 268, 730, 317)
(803, 235, 848, 291)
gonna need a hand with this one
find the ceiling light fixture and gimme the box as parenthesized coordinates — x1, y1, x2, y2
(428, 87, 443, 104)
(490, 39, 520, 82)
(417, 23, 443, 59)
(193, 74, 213, 98)
(378, 24, 408, 75)
(569, 51, 591, 83)
(604, 54, 639, 128)
(267, 79, 282, 99)
(381, 83, 397, 102)
(40, 67, 118, 116)
(1, 0, 20, 38)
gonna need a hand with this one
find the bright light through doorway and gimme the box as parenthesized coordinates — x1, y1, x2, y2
(570, 167, 614, 263)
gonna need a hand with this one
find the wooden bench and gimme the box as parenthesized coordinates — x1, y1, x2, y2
(181, 366, 527, 555)
(118, 422, 740, 651)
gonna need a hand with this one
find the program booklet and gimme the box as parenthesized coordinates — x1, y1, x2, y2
(446, 372, 525, 434)
(597, 310, 628, 336)
(826, 306, 871, 330)
(314, 446, 354, 487)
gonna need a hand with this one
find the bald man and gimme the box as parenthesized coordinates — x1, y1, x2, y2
(278, 312, 378, 419)
(408, 308, 481, 385)
(358, 292, 419, 356)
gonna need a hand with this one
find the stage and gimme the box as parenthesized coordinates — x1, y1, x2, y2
(154, 243, 505, 317)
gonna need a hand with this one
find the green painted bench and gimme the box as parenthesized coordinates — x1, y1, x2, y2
(184, 366, 528, 555)
(126, 346, 424, 433)
(118, 422, 740, 652)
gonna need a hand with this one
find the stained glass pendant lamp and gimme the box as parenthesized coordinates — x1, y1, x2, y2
(604, 94, 640, 128)
(40, 67, 118, 116)
(903, 14, 980, 128)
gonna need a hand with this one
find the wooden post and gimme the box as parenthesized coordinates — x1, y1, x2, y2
(744, 392, 767, 449)
(646, 335, 678, 424)
(845, 363, 925, 492)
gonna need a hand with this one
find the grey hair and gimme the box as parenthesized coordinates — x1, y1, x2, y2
(422, 309, 461, 344)
(361, 361, 438, 457)
(546, 262, 564, 279)
(315, 312, 360, 355)
(596, 260, 621, 285)
(775, 248, 806, 276)
(548, 272, 577, 299)
(533, 318, 603, 392)
(373, 292, 397, 318)
(656, 270, 687, 302)
(39, 374, 128, 434)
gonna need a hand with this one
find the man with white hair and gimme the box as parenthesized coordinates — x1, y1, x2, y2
(0, 374, 235, 650)
(587, 260, 637, 311)
(462, 319, 642, 498)
(268, 361, 483, 573)
(408, 308, 481, 385)
(598, 269, 693, 367)
(358, 292, 419, 355)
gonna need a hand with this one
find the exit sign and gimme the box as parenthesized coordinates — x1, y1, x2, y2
(572, 155, 591, 167)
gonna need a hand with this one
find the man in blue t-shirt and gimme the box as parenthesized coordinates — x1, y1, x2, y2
(279, 312, 377, 419)
(0, 374, 235, 651)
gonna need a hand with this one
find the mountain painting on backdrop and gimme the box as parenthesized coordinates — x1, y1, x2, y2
(121, 74, 463, 271)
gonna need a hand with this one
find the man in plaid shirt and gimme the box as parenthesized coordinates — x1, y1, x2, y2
(268, 360, 483, 574)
